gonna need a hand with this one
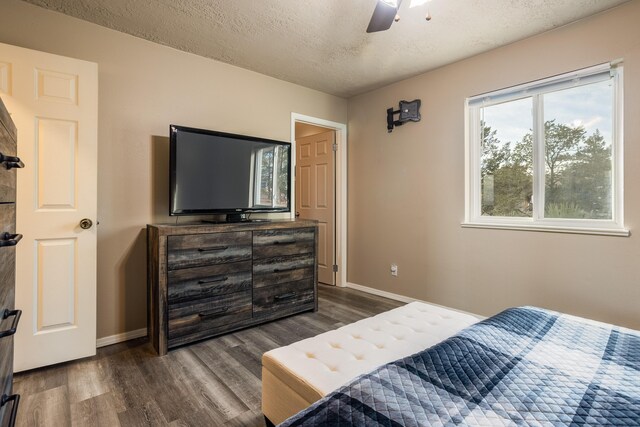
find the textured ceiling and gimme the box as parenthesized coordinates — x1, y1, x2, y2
(22, 0, 630, 98)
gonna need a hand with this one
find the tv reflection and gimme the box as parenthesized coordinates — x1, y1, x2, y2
(250, 144, 290, 209)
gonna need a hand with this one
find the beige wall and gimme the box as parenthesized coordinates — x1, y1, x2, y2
(0, 0, 347, 339)
(348, 2, 640, 330)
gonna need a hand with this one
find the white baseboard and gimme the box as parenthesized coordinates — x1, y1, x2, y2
(345, 282, 420, 304)
(345, 282, 484, 319)
(96, 327, 147, 348)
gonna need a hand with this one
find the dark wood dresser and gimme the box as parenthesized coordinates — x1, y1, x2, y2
(0, 97, 22, 427)
(148, 220, 317, 355)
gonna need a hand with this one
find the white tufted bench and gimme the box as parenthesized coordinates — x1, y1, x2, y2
(261, 301, 481, 424)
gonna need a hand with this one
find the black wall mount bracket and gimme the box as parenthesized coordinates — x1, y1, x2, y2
(387, 99, 421, 133)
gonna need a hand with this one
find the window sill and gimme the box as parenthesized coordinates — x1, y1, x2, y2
(461, 222, 630, 237)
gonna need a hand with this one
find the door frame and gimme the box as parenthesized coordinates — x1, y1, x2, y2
(291, 113, 347, 287)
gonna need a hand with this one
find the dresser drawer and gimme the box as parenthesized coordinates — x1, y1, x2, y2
(168, 291, 252, 345)
(253, 228, 315, 259)
(168, 231, 251, 270)
(0, 122, 17, 204)
(253, 265, 314, 289)
(253, 279, 315, 317)
(253, 253, 315, 288)
(0, 204, 16, 312)
(0, 332, 12, 412)
(168, 261, 251, 303)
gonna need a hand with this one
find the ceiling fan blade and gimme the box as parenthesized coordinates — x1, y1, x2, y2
(366, 0, 402, 33)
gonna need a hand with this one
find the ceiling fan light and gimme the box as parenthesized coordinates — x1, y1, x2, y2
(409, 0, 430, 8)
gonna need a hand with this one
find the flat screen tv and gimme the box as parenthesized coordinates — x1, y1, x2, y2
(170, 124, 291, 221)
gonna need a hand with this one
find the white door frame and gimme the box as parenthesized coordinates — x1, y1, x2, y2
(291, 113, 347, 287)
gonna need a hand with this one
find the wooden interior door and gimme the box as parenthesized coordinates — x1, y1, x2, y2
(0, 42, 98, 371)
(296, 130, 335, 285)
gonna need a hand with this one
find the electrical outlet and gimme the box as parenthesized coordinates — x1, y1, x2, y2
(390, 264, 398, 277)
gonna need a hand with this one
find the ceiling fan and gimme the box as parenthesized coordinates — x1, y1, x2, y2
(367, 0, 403, 33)
(366, 0, 431, 33)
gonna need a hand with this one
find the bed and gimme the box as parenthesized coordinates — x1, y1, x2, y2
(262, 302, 480, 424)
(279, 306, 640, 426)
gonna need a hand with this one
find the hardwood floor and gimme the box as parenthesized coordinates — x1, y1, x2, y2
(14, 285, 403, 426)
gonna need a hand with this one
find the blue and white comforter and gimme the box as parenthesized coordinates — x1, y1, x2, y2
(280, 306, 640, 426)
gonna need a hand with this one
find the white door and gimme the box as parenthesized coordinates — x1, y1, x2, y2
(296, 130, 335, 285)
(0, 42, 98, 372)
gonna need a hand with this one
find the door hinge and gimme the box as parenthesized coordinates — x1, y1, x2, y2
(332, 143, 338, 152)
(332, 264, 338, 273)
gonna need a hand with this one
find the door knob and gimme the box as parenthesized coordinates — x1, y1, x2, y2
(295, 212, 300, 218)
(79, 218, 93, 230)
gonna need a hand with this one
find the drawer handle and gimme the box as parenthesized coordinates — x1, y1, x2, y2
(197, 276, 228, 285)
(0, 393, 20, 427)
(274, 292, 297, 302)
(274, 240, 296, 245)
(273, 267, 297, 273)
(197, 246, 228, 252)
(0, 152, 25, 170)
(198, 307, 229, 318)
(0, 233, 22, 248)
(0, 309, 21, 338)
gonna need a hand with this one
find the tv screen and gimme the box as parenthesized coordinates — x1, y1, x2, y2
(170, 125, 291, 217)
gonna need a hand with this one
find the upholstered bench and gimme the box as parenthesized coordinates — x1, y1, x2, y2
(261, 301, 480, 425)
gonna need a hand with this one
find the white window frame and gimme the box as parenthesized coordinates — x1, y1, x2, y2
(463, 62, 628, 236)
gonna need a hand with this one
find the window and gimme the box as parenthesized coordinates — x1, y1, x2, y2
(464, 63, 626, 236)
